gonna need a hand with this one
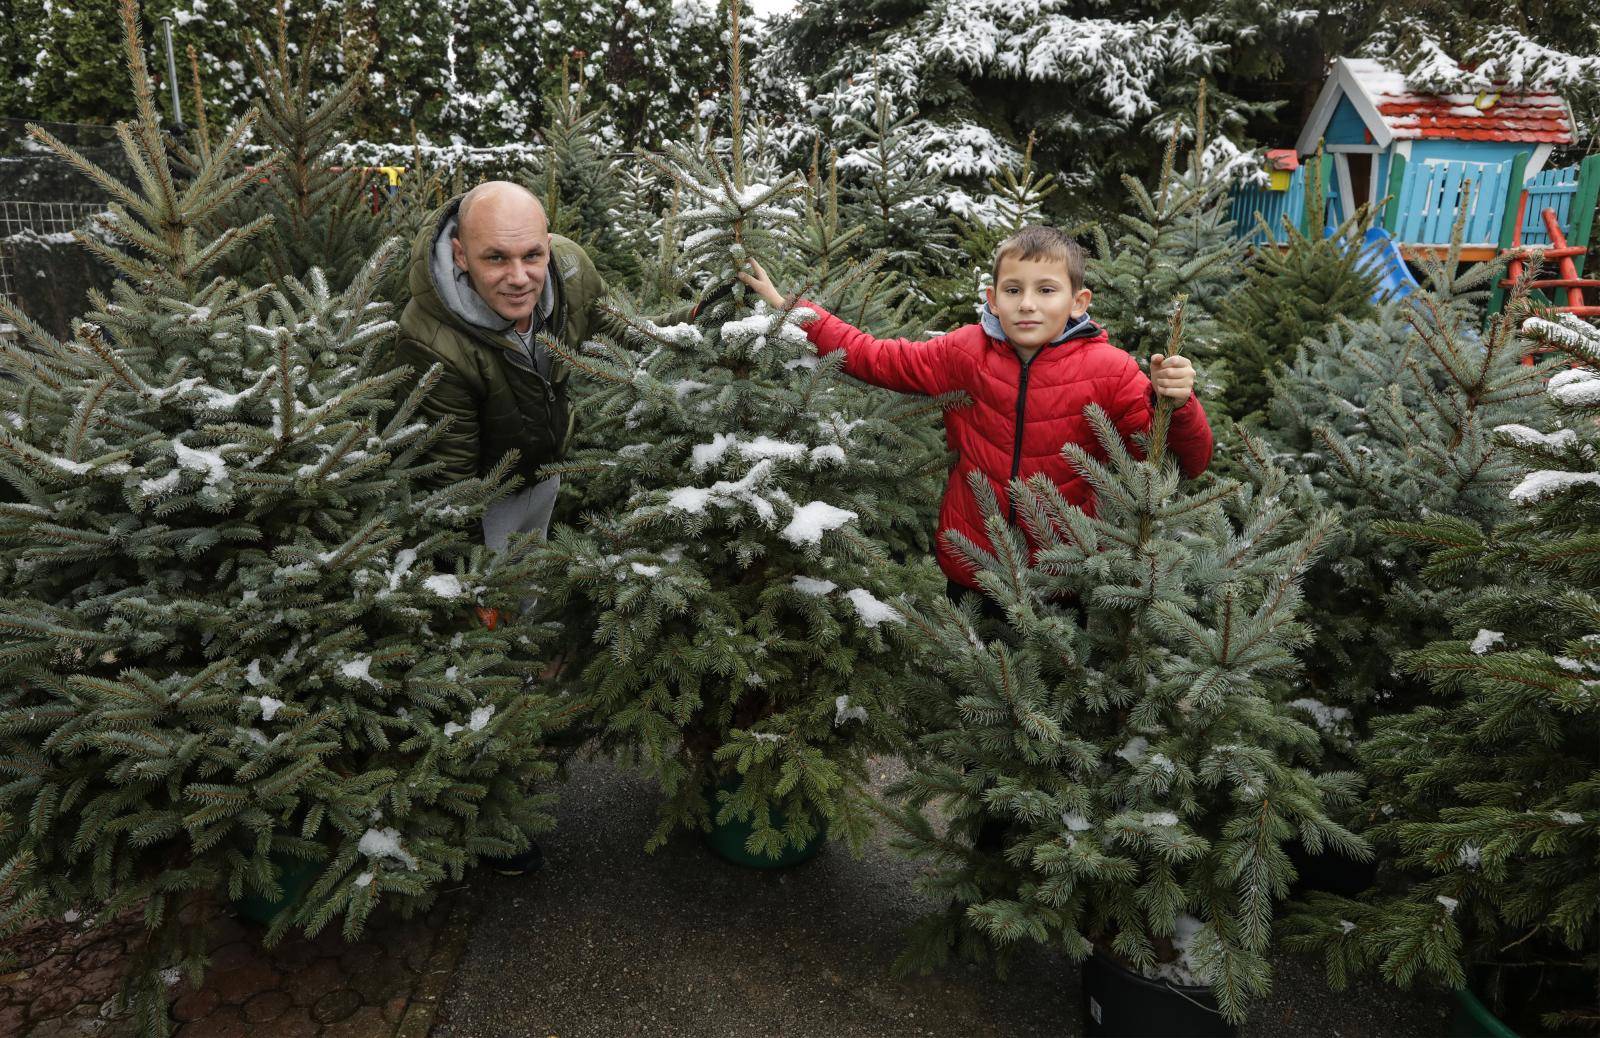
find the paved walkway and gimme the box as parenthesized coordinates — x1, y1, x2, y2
(434, 757, 1455, 1037)
(9, 885, 469, 1037)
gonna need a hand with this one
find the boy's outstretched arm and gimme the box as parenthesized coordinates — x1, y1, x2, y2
(1108, 353, 1214, 478)
(738, 259, 969, 397)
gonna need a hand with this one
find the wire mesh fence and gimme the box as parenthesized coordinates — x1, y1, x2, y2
(0, 200, 108, 339)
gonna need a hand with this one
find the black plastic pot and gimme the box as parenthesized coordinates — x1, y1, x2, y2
(1082, 947, 1237, 1038)
(1286, 838, 1377, 898)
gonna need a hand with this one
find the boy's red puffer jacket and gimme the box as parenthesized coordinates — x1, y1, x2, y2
(798, 303, 1215, 589)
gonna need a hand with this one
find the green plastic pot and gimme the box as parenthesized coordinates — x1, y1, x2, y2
(703, 780, 826, 869)
(1450, 986, 1519, 1038)
(233, 855, 320, 925)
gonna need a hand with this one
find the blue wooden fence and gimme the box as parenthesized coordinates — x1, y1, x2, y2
(1520, 164, 1581, 246)
(1392, 159, 1510, 245)
(1227, 154, 1593, 257)
(1227, 168, 1307, 245)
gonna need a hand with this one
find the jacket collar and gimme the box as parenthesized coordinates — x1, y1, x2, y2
(979, 303, 1099, 348)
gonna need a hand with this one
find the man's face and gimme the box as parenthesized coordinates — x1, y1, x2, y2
(451, 198, 550, 332)
(984, 255, 1092, 350)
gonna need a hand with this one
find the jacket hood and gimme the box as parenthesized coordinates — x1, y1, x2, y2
(979, 303, 1099, 347)
(407, 196, 555, 342)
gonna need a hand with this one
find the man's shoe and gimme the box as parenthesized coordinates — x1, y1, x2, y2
(490, 841, 545, 876)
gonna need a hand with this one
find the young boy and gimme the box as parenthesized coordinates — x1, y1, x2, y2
(738, 224, 1214, 603)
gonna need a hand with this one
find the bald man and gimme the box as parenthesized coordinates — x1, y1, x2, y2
(394, 181, 611, 544)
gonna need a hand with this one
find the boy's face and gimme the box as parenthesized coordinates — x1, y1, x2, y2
(985, 255, 1092, 351)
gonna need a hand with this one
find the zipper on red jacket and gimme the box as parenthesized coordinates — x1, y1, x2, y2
(1006, 353, 1037, 522)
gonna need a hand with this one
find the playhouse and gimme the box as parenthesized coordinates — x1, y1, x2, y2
(1229, 56, 1600, 315)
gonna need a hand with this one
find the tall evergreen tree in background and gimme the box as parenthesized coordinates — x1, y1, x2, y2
(527, 61, 637, 284)
(889, 314, 1360, 1022)
(0, 6, 561, 1032)
(1284, 312, 1600, 1037)
(1092, 109, 1243, 401)
(836, 81, 960, 298)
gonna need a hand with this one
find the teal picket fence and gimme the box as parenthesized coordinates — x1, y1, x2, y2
(1391, 158, 1510, 245)
(1519, 164, 1581, 246)
(1227, 167, 1307, 245)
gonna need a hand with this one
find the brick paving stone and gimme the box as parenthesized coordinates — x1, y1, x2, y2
(175, 1005, 247, 1038)
(322, 1004, 391, 1038)
(289, 956, 348, 1006)
(29, 982, 86, 1019)
(203, 917, 251, 951)
(205, 941, 254, 974)
(209, 961, 279, 1005)
(241, 988, 292, 1024)
(349, 955, 411, 1005)
(30, 953, 76, 986)
(382, 993, 409, 1024)
(76, 962, 124, 1003)
(268, 937, 324, 971)
(73, 939, 125, 972)
(311, 987, 363, 1025)
(339, 941, 386, 978)
(171, 986, 221, 1023)
(271, 1005, 320, 1038)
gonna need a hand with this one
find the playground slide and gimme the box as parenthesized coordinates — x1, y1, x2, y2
(1356, 226, 1419, 303)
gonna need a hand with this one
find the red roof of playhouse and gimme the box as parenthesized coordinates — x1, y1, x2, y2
(1296, 57, 1574, 153)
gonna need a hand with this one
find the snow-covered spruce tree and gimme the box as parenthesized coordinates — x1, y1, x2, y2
(1256, 237, 1554, 737)
(0, 11, 559, 1033)
(523, 0, 733, 149)
(782, 145, 956, 558)
(1217, 163, 1380, 424)
(527, 60, 638, 285)
(758, 0, 1283, 221)
(1092, 120, 1242, 401)
(240, 7, 393, 290)
(1283, 312, 1600, 1036)
(887, 316, 1360, 1021)
(836, 79, 961, 293)
(532, 15, 927, 858)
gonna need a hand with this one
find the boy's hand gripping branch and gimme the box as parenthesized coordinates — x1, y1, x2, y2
(1148, 352, 1194, 405)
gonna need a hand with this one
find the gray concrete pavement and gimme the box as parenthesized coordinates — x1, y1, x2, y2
(434, 758, 1453, 1038)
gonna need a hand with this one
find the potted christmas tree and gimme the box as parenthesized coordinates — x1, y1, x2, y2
(1283, 310, 1600, 1038)
(887, 313, 1365, 1033)
(0, 4, 562, 1032)
(529, 5, 931, 866)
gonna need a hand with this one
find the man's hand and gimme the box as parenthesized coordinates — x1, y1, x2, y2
(736, 258, 789, 310)
(1150, 353, 1195, 404)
